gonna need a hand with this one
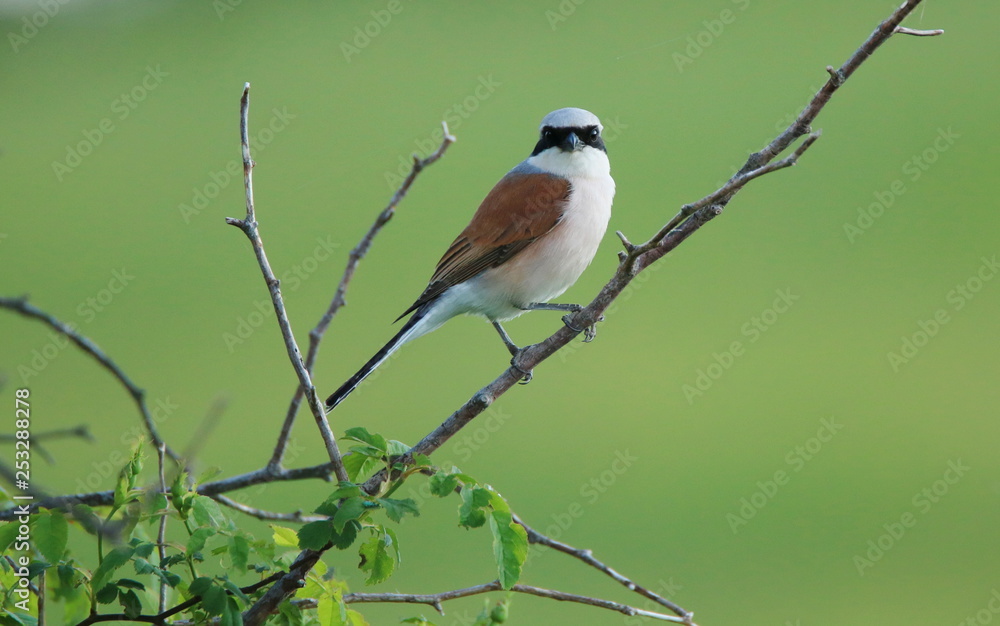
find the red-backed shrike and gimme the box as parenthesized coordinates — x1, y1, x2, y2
(325, 107, 615, 410)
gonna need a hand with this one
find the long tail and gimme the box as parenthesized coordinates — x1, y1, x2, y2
(325, 308, 428, 411)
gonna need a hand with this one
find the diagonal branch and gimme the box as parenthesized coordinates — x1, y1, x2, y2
(224, 83, 350, 484)
(211, 493, 327, 523)
(269, 122, 456, 471)
(246, 2, 941, 623)
(0, 296, 180, 463)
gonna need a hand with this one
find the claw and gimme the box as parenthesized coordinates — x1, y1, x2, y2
(509, 354, 533, 384)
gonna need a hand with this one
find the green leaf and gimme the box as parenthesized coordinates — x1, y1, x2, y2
(384, 526, 401, 564)
(133, 541, 155, 559)
(459, 487, 491, 528)
(119, 588, 142, 619)
(188, 576, 213, 596)
(95, 583, 119, 605)
(116, 578, 145, 590)
(316, 595, 342, 626)
(32, 511, 67, 563)
(229, 534, 250, 571)
(331, 520, 361, 550)
(332, 497, 368, 533)
(488, 511, 527, 590)
(343, 427, 387, 452)
(222, 578, 250, 604)
(401, 617, 437, 625)
(187, 527, 216, 555)
(343, 453, 381, 482)
(429, 473, 459, 497)
(201, 581, 228, 615)
(358, 533, 394, 585)
(271, 525, 299, 548)
(411, 453, 433, 468)
(386, 440, 409, 456)
(378, 498, 420, 523)
(91, 545, 135, 591)
(298, 520, 333, 550)
(192, 496, 227, 528)
(0, 519, 20, 554)
(327, 482, 364, 501)
(221, 596, 243, 626)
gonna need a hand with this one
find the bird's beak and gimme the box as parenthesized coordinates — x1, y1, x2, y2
(561, 132, 582, 152)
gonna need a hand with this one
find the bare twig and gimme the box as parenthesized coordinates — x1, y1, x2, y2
(0, 296, 179, 463)
(342, 580, 694, 624)
(514, 513, 690, 619)
(211, 493, 326, 523)
(223, 83, 349, 484)
(269, 122, 456, 471)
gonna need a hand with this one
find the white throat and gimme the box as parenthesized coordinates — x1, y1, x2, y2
(526, 145, 611, 180)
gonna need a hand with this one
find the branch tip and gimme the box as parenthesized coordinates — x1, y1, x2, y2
(894, 26, 943, 36)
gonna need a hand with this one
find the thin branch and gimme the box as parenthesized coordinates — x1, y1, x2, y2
(0, 461, 338, 520)
(513, 513, 690, 620)
(211, 493, 326, 523)
(269, 122, 456, 471)
(342, 580, 694, 624)
(223, 83, 349, 484)
(156, 443, 168, 614)
(0, 296, 180, 463)
(72, 572, 282, 626)
(247, 2, 941, 621)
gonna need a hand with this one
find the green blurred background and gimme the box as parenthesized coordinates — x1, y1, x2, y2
(2, 1, 998, 624)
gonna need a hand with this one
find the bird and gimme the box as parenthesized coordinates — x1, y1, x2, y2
(325, 107, 616, 410)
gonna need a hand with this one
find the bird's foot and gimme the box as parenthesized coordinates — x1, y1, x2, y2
(562, 312, 604, 343)
(509, 351, 534, 385)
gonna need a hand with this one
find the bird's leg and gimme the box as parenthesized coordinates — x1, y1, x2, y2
(521, 302, 602, 343)
(492, 321, 533, 384)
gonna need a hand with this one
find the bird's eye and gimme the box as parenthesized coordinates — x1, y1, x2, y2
(589, 127, 599, 139)
(543, 129, 554, 140)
